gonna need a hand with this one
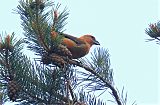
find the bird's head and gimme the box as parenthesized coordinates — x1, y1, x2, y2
(79, 35, 100, 46)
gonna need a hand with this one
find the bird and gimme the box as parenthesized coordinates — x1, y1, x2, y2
(51, 32, 100, 59)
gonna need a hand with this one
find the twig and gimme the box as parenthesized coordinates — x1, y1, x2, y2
(155, 37, 160, 41)
(68, 80, 76, 102)
(68, 59, 122, 105)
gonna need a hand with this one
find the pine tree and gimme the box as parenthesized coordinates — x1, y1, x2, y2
(0, 0, 135, 105)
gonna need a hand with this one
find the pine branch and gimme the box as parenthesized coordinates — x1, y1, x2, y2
(145, 22, 160, 44)
(69, 60, 121, 105)
(16, 0, 69, 56)
(56, 48, 122, 105)
(16, 0, 52, 53)
(44, 47, 122, 105)
(0, 33, 26, 102)
(75, 90, 106, 105)
(1, 50, 74, 104)
(52, 3, 69, 32)
(13, 0, 126, 105)
(0, 33, 74, 104)
(20, 87, 74, 105)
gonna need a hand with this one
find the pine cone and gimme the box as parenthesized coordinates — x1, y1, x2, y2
(50, 53, 66, 68)
(53, 44, 72, 59)
(7, 80, 19, 101)
(41, 54, 52, 65)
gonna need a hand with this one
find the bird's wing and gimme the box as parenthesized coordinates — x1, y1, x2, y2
(61, 33, 85, 45)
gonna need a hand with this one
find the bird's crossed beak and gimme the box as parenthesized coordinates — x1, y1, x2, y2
(93, 40, 100, 45)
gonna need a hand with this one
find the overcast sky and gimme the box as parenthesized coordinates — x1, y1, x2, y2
(0, 0, 159, 105)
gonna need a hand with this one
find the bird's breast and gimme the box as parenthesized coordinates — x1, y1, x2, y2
(61, 37, 91, 59)
(67, 44, 91, 59)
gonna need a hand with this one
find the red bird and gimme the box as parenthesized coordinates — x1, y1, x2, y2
(51, 32, 100, 59)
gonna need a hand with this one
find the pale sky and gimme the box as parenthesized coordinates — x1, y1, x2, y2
(0, 0, 159, 105)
